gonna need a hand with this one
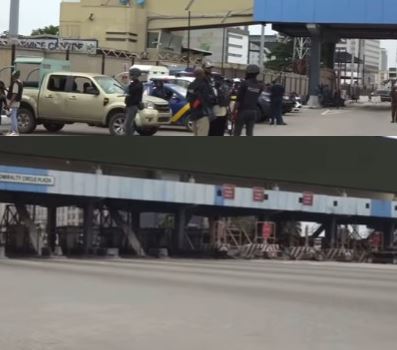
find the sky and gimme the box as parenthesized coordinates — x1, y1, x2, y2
(1, 0, 397, 67)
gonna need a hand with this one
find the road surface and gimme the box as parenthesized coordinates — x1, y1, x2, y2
(1, 101, 396, 136)
(0, 258, 396, 350)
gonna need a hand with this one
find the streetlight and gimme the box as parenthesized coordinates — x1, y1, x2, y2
(185, 0, 196, 69)
(8, 0, 20, 67)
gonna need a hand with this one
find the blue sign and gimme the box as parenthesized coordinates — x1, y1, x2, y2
(254, 0, 397, 25)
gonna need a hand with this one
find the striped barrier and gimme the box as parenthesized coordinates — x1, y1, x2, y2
(325, 248, 354, 261)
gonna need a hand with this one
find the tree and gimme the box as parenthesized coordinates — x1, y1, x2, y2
(31, 25, 59, 36)
(265, 37, 294, 72)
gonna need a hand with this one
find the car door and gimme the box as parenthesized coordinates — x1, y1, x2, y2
(64, 76, 104, 122)
(38, 74, 69, 120)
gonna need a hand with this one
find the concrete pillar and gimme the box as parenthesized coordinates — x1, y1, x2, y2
(130, 211, 141, 233)
(47, 206, 57, 252)
(174, 208, 187, 253)
(83, 202, 95, 255)
(383, 222, 395, 250)
(307, 28, 322, 108)
(325, 217, 337, 249)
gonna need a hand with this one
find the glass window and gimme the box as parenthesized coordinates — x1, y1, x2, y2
(70, 77, 99, 94)
(94, 76, 125, 94)
(47, 75, 68, 92)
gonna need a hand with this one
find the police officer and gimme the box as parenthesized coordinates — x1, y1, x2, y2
(186, 68, 213, 136)
(203, 61, 234, 136)
(233, 64, 263, 136)
(124, 67, 143, 136)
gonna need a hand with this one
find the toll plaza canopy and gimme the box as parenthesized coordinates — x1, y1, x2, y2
(254, 0, 397, 39)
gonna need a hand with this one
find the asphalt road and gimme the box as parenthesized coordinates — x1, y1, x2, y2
(0, 258, 397, 350)
(1, 101, 396, 136)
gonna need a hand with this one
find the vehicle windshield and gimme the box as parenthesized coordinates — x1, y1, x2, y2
(94, 76, 125, 94)
(165, 84, 187, 97)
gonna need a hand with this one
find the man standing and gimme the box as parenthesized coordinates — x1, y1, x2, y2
(270, 79, 286, 125)
(390, 84, 397, 123)
(233, 64, 263, 136)
(124, 68, 143, 136)
(203, 62, 230, 136)
(6, 70, 23, 136)
(186, 68, 213, 136)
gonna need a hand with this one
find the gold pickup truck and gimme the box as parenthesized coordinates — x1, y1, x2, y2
(19, 71, 172, 136)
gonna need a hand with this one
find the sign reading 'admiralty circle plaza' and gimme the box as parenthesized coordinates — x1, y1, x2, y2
(0, 173, 55, 186)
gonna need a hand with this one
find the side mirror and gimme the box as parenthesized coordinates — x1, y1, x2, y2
(86, 86, 99, 95)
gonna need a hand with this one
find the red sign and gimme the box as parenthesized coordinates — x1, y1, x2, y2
(302, 192, 314, 206)
(253, 187, 265, 202)
(371, 232, 383, 249)
(223, 184, 235, 200)
(262, 222, 274, 240)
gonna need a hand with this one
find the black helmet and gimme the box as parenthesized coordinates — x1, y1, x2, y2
(129, 67, 142, 78)
(246, 64, 260, 75)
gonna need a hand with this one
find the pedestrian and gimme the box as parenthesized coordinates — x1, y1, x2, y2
(6, 70, 23, 136)
(202, 62, 230, 136)
(270, 79, 287, 125)
(233, 64, 263, 136)
(124, 67, 143, 136)
(390, 84, 397, 123)
(186, 67, 214, 136)
(0, 81, 7, 135)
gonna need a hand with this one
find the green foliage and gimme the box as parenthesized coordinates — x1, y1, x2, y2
(31, 25, 59, 36)
(265, 38, 294, 72)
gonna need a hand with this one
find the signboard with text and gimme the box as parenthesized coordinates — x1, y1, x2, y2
(0, 38, 98, 54)
(223, 184, 236, 200)
(302, 192, 314, 206)
(0, 172, 55, 186)
(253, 187, 265, 202)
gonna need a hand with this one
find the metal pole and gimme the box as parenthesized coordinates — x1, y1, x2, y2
(9, 0, 20, 67)
(259, 24, 265, 81)
(221, 27, 226, 75)
(187, 10, 191, 69)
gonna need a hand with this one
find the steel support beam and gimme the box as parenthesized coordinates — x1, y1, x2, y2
(15, 204, 41, 255)
(174, 208, 187, 253)
(109, 208, 145, 256)
(325, 217, 337, 249)
(83, 202, 95, 255)
(47, 206, 57, 252)
(383, 221, 395, 250)
(307, 25, 322, 108)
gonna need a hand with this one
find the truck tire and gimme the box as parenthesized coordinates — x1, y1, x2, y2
(18, 107, 37, 134)
(43, 123, 65, 133)
(136, 127, 159, 136)
(108, 112, 126, 136)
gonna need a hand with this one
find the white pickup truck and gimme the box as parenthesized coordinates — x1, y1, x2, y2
(15, 58, 172, 135)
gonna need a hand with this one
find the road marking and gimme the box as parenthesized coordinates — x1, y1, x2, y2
(321, 109, 330, 116)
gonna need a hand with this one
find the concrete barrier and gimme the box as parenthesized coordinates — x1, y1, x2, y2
(0, 246, 7, 259)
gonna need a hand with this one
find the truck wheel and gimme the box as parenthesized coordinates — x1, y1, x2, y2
(136, 127, 159, 136)
(18, 108, 36, 134)
(43, 123, 65, 133)
(108, 112, 126, 136)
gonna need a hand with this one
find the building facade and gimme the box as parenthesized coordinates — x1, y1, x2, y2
(336, 39, 381, 87)
(60, 0, 254, 55)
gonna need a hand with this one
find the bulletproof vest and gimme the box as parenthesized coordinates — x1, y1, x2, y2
(7, 81, 23, 102)
(241, 79, 263, 110)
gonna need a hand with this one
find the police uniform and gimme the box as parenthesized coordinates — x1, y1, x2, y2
(234, 78, 263, 136)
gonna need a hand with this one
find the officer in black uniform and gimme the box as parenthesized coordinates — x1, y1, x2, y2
(124, 67, 143, 136)
(233, 64, 263, 136)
